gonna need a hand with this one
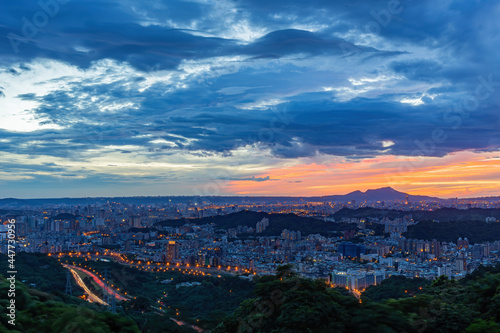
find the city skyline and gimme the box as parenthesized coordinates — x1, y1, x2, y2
(1, 0, 500, 199)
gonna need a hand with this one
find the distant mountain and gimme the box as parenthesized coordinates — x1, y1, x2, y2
(321, 187, 438, 202)
(460, 195, 500, 202)
(0, 187, 483, 207)
(0, 198, 27, 205)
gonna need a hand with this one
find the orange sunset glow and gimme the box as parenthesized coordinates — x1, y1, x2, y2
(2, 0, 500, 201)
(226, 151, 500, 198)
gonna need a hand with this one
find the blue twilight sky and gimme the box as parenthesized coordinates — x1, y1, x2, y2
(0, 0, 500, 198)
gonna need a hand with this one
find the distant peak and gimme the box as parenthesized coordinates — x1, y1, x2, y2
(365, 187, 399, 193)
(347, 190, 363, 195)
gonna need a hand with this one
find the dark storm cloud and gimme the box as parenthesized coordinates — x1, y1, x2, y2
(1, 0, 499, 166)
(239, 29, 379, 59)
(0, 0, 382, 71)
(0, 0, 229, 70)
(10, 76, 498, 163)
(237, 0, 500, 81)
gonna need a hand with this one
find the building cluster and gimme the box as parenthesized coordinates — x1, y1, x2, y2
(330, 269, 387, 291)
(383, 215, 415, 237)
(256, 218, 269, 233)
(1, 199, 499, 294)
(281, 229, 301, 241)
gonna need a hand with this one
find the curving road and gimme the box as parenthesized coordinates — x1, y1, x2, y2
(63, 264, 129, 302)
(66, 266, 108, 305)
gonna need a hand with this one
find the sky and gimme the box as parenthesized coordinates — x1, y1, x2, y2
(0, 0, 499, 199)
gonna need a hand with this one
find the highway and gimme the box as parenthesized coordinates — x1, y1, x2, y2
(65, 265, 108, 305)
(63, 264, 129, 302)
(61, 256, 210, 331)
(52, 251, 256, 277)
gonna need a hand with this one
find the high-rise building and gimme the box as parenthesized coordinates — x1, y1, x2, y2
(165, 241, 179, 262)
(457, 237, 469, 249)
(281, 229, 301, 241)
(256, 217, 269, 233)
(430, 239, 441, 256)
(437, 265, 452, 279)
(338, 242, 365, 259)
(472, 244, 480, 258)
(455, 253, 467, 272)
(330, 269, 386, 290)
(132, 216, 141, 228)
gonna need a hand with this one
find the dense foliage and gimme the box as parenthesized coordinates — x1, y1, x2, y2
(0, 277, 140, 333)
(0, 253, 73, 294)
(332, 207, 500, 222)
(213, 265, 414, 333)
(4, 254, 500, 332)
(404, 220, 500, 243)
(156, 210, 357, 237)
(214, 264, 500, 333)
(0, 253, 253, 331)
(362, 275, 431, 302)
(66, 257, 254, 330)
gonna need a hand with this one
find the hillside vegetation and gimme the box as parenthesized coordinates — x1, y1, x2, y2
(0, 277, 139, 333)
(331, 207, 500, 222)
(156, 210, 358, 236)
(214, 264, 500, 333)
(404, 220, 500, 243)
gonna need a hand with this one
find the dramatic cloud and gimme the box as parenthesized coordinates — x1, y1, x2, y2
(0, 0, 499, 198)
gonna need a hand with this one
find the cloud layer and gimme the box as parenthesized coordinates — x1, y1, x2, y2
(0, 0, 499, 198)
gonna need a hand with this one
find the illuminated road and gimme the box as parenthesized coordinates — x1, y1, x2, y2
(60, 255, 211, 331)
(171, 318, 204, 332)
(65, 265, 108, 305)
(64, 264, 129, 302)
(52, 251, 256, 277)
(351, 289, 362, 301)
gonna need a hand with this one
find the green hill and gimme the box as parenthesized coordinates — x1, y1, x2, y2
(53, 213, 81, 220)
(0, 253, 71, 294)
(214, 263, 500, 333)
(156, 210, 358, 236)
(332, 207, 500, 222)
(404, 220, 500, 243)
(0, 277, 139, 333)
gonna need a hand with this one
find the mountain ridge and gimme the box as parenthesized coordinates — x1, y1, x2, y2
(1, 187, 497, 205)
(320, 186, 437, 202)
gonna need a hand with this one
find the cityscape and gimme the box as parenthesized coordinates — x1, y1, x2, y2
(2, 190, 500, 281)
(1, 190, 500, 331)
(1, 0, 500, 332)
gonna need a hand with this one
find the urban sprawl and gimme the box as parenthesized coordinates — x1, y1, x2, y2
(1, 197, 499, 295)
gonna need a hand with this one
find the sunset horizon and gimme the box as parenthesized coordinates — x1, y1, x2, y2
(1, 1, 500, 200)
(1, 1, 500, 331)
